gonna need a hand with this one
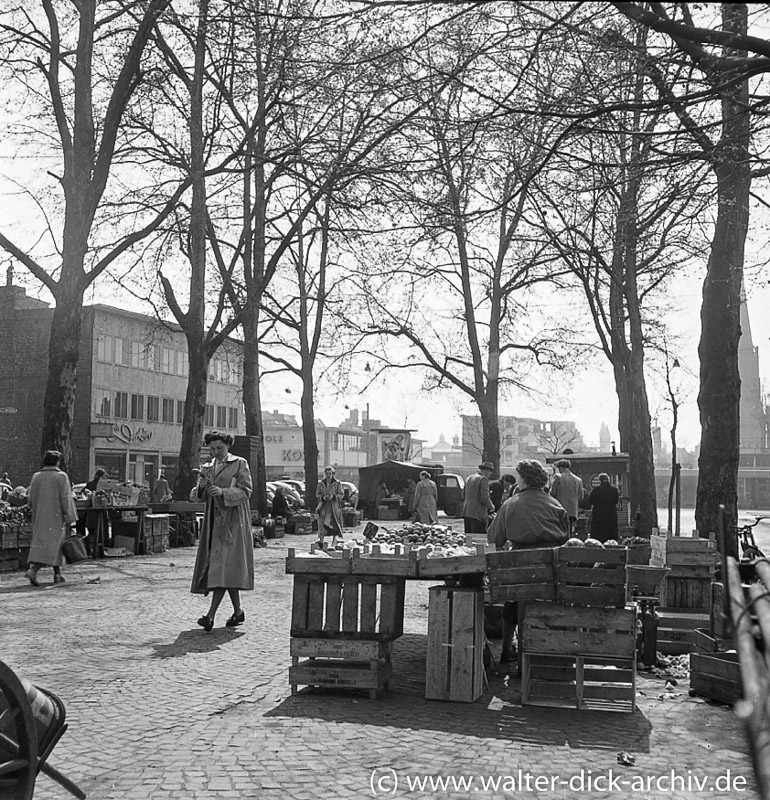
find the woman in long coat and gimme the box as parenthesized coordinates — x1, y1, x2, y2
(191, 432, 254, 631)
(25, 450, 77, 586)
(587, 472, 620, 543)
(315, 465, 344, 548)
(413, 471, 439, 524)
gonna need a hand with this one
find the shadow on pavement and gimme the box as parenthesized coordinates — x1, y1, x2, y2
(265, 633, 652, 751)
(151, 628, 246, 658)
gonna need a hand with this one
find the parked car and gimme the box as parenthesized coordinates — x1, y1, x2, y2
(436, 473, 465, 517)
(271, 481, 304, 508)
(266, 481, 303, 514)
(277, 477, 305, 496)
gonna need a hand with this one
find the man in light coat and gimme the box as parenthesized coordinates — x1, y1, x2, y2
(549, 458, 584, 534)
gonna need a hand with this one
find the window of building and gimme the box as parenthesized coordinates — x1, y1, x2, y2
(96, 335, 113, 363)
(94, 450, 125, 481)
(229, 360, 242, 385)
(147, 396, 160, 422)
(95, 389, 111, 418)
(162, 397, 174, 423)
(176, 399, 185, 424)
(149, 344, 161, 371)
(161, 347, 175, 374)
(129, 341, 145, 369)
(204, 404, 215, 427)
(114, 337, 129, 366)
(228, 407, 238, 430)
(216, 405, 227, 428)
(208, 361, 218, 382)
(130, 394, 145, 420)
(114, 391, 128, 419)
(177, 351, 188, 377)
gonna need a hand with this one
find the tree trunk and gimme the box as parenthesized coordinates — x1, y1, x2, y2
(41, 278, 85, 468)
(174, 339, 207, 500)
(695, 4, 750, 557)
(301, 369, 319, 505)
(242, 302, 268, 517)
(478, 392, 500, 472)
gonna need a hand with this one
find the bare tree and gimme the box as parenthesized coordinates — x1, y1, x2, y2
(0, 0, 177, 467)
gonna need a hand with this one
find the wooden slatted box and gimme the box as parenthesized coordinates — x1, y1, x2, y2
(486, 548, 557, 603)
(290, 573, 406, 640)
(520, 601, 637, 713)
(289, 638, 393, 699)
(689, 651, 742, 704)
(143, 514, 170, 554)
(521, 654, 636, 713)
(556, 547, 627, 607)
(651, 533, 717, 610)
(0, 547, 19, 573)
(425, 586, 484, 703)
(656, 609, 709, 655)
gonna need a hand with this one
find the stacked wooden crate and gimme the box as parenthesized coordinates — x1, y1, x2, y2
(491, 546, 637, 712)
(286, 549, 407, 698)
(0, 524, 19, 573)
(651, 532, 718, 654)
(143, 514, 170, 554)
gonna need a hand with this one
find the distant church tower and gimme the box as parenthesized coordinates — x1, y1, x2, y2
(739, 289, 769, 453)
(599, 422, 611, 452)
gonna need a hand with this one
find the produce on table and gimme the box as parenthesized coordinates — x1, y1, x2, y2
(353, 522, 477, 557)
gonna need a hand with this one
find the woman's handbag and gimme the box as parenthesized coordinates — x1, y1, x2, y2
(62, 535, 89, 564)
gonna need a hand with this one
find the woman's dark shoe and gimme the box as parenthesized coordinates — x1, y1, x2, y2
(225, 610, 245, 627)
(24, 570, 39, 587)
(53, 574, 65, 584)
(197, 615, 214, 632)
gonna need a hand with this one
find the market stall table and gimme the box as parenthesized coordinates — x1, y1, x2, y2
(77, 506, 148, 558)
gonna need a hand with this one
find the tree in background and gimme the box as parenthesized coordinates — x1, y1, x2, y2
(0, 0, 175, 467)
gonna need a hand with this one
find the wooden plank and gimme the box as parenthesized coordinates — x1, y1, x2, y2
(487, 563, 555, 585)
(341, 578, 360, 634)
(360, 582, 378, 633)
(290, 638, 392, 660)
(324, 578, 342, 633)
(418, 554, 487, 578)
(557, 584, 627, 609)
(290, 576, 311, 634)
(487, 548, 556, 569)
(289, 659, 392, 690)
(426, 587, 451, 701)
(307, 580, 326, 632)
(690, 652, 742, 681)
(690, 673, 742, 704)
(349, 556, 418, 578)
(488, 583, 556, 603)
(558, 548, 628, 566)
(379, 580, 407, 638)
(285, 553, 351, 575)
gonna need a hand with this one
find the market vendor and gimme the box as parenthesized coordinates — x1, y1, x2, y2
(487, 459, 570, 663)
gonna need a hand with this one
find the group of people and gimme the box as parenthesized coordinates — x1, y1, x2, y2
(461, 458, 619, 543)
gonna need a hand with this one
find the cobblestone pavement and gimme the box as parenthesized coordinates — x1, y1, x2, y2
(0, 529, 758, 799)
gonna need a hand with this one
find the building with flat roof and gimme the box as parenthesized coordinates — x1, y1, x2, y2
(0, 282, 244, 492)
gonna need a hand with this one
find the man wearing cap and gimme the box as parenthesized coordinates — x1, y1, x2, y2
(461, 461, 496, 534)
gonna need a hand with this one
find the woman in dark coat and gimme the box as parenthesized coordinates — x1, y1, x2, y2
(587, 473, 619, 543)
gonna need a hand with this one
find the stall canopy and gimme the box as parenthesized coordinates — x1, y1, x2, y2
(357, 461, 442, 504)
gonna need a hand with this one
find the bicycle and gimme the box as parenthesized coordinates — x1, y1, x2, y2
(733, 516, 768, 561)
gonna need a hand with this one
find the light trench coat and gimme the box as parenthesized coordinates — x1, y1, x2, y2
(28, 467, 77, 566)
(190, 454, 254, 594)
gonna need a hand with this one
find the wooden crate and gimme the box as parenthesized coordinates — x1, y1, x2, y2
(556, 547, 627, 607)
(145, 531, 169, 555)
(486, 548, 557, 603)
(690, 651, 742, 704)
(0, 527, 18, 549)
(418, 548, 488, 579)
(349, 545, 420, 578)
(290, 573, 405, 640)
(289, 638, 393, 699)
(656, 608, 709, 655)
(425, 586, 484, 703)
(17, 526, 32, 547)
(0, 547, 19, 573)
(692, 628, 735, 653)
(286, 549, 351, 575)
(522, 653, 636, 713)
(660, 576, 712, 610)
(342, 509, 361, 528)
(521, 602, 637, 658)
(376, 506, 399, 521)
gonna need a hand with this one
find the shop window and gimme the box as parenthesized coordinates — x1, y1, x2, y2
(130, 394, 145, 420)
(114, 391, 128, 419)
(95, 389, 111, 418)
(176, 399, 185, 424)
(228, 407, 238, 430)
(216, 405, 227, 428)
(204, 404, 215, 427)
(94, 451, 125, 481)
(162, 397, 174, 423)
(147, 396, 160, 422)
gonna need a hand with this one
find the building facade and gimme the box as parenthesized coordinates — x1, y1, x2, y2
(0, 284, 245, 491)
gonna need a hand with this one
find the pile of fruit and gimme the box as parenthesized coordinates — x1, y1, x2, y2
(361, 522, 476, 558)
(0, 501, 32, 529)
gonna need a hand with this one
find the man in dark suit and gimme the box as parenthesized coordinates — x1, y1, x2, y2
(461, 461, 496, 534)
